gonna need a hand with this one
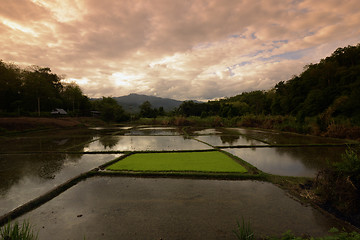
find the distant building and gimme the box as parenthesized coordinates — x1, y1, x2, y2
(51, 108, 68, 115)
(90, 110, 101, 117)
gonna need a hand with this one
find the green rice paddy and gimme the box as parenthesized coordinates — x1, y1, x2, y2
(106, 151, 247, 173)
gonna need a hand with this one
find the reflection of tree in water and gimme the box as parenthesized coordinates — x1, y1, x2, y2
(0, 129, 100, 196)
(99, 136, 120, 149)
(220, 135, 239, 145)
(37, 153, 67, 179)
(0, 153, 69, 195)
(274, 147, 345, 169)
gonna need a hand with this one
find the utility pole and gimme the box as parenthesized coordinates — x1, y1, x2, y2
(37, 97, 40, 117)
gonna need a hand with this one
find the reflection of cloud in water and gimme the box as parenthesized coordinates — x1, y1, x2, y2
(124, 127, 181, 136)
(224, 147, 346, 177)
(193, 129, 222, 135)
(0, 153, 121, 215)
(85, 136, 211, 151)
(231, 128, 348, 144)
(195, 135, 267, 146)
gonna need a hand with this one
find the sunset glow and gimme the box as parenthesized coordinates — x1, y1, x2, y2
(1, 0, 360, 100)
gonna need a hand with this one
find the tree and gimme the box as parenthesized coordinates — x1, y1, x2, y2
(61, 82, 84, 114)
(92, 97, 128, 122)
(0, 61, 22, 112)
(139, 101, 156, 118)
(22, 66, 62, 115)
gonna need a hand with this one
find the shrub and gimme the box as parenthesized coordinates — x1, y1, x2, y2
(314, 147, 360, 222)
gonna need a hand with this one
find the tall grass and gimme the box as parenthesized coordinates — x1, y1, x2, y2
(0, 220, 38, 240)
(233, 218, 255, 240)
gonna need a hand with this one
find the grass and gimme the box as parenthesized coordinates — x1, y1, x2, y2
(0, 220, 38, 240)
(106, 151, 247, 173)
(234, 218, 255, 240)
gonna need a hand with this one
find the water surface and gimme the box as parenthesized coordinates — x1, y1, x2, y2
(224, 147, 346, 177)
(20, 177, 345, 240)
(231, 128, 350, 144)
(0, 129, 100, 153)
(195, 135, 267, 147)
(84, 136, 212, 152)
(0, 153, 120, 215)
(123, 127, 181, 136)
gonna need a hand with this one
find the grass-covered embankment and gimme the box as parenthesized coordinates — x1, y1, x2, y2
(106, 151, 247, 173)
(0, 117, 107, 133)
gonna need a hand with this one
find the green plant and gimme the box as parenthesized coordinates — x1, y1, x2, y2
(334, 147, 360, 189)
(234, 218, 255, 240)
(265, 228, 360, 240)
(314, 146, 360, 222)
(107, 151, 247, 173)
(0, 220, 38, 240)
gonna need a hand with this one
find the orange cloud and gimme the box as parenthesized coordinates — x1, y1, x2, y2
(1, 0, 360, 100)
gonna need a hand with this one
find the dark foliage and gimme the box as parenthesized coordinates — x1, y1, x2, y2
(173, 44, 360, 127)
(314, 147, 360, 225)
(0, 61, 91, 116)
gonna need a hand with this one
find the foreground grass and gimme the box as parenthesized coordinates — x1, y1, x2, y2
(234, 219, 360, 240)
(0, 220, 38, 240)
(106, 151, 247, 173)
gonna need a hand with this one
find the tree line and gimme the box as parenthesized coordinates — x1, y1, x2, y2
(2, 43, 360, 125)
(0, 61, 90, 115)
(174, 44, 360, 125)
(0, 61, 129, 122)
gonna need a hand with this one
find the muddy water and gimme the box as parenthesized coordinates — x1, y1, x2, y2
(0, 153, 121, 215)
(224, 147, 346, 177)
(84, 135, 212, 152)
(20, 177, 344, 240)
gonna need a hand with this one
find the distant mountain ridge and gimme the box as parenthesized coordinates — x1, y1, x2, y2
(113, 93, 183, 113)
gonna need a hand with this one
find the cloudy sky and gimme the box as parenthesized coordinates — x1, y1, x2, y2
(1, 0, 360, 100)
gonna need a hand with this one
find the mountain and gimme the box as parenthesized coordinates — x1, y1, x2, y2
(113, 93, 183, 113)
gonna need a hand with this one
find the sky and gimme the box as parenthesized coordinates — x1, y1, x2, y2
(1, 0, 360, 101)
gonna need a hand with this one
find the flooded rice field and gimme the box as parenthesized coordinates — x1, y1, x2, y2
(0, 153, 121, 215)
(0, 125, 357, 239)
(194, 135, 267, 147)
(82, 135, 212, 152)
(231, 128, 350, 145)
(20, 177, 344, 240)
(224, 146, 346, 177)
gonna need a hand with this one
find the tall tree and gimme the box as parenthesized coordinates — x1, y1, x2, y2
(0, 60, 22, 112)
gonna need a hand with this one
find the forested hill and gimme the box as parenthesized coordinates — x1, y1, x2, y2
(113, 93, 182, 113)
(271, 44, 360, 119)
(178, 44, 360, 124)
(239, 44, 360, 119)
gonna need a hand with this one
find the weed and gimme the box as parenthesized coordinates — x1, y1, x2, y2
(0, 220, 38, 240)
(234, 218, 255, 240)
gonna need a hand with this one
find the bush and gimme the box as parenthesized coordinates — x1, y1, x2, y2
(314, 147, 360, 223)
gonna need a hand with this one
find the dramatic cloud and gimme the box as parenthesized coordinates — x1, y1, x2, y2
(1, 0, 360, 100)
